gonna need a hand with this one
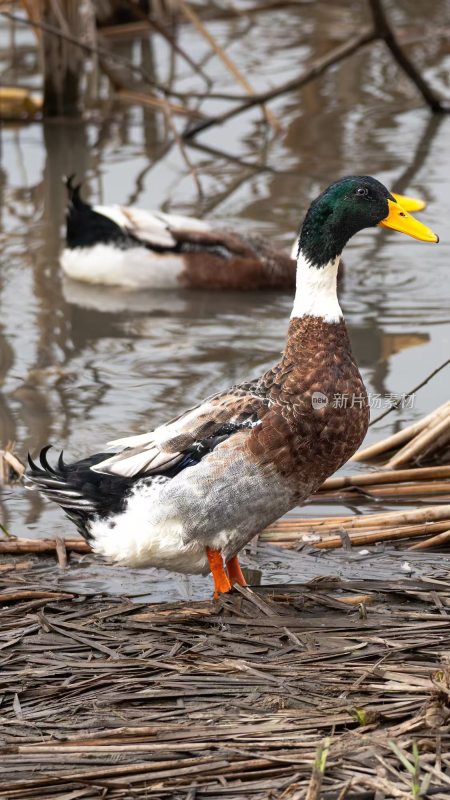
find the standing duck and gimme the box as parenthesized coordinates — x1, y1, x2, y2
(60, 177, 426, 291)
(29, 176, 438, 598)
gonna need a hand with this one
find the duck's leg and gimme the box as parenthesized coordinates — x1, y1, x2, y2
(226, 555, 247, 587)
(206, 547, 231, 600)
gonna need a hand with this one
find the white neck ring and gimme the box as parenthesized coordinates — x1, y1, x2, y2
(291, 251, 342, 323)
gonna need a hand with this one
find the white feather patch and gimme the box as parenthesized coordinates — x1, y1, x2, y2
(60, 244, 185, 289)
(92, 447, 182, 477)
(93, 204, 175, 248)
(290, 235, 299, 260)
(89, 480, 212, 573)
(153, 210, 211, 233)
(106, 432, 156, 449)
(291, 251, 342, 323)
(93, 205, 211, 247)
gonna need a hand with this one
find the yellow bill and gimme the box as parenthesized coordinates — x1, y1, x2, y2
(379, 199, 439, 243)
(391, 193, 426, 213)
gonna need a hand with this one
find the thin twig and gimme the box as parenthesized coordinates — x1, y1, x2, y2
(123, 0, 212, 87)
(369, 359, 450, 426)
(368, 0, 448, 113)
(162, 104, 203, 197)
(114, 87, 205, 119)
(179, 0, 281, 132)
(187, 138, 279, 173)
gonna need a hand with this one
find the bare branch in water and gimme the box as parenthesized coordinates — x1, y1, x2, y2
(183, 27, 377, 139)
(179, 0, 281, 132)
(368, 0, 448, 113)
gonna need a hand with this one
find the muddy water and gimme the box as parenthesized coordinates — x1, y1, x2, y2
(0, 1, 449, 598)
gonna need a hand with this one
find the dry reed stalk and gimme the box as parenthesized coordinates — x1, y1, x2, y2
(408, 528, 450, 551)
(420, 426, 450, 461)
(264, 515, 357, 529)
(264, 522, 450, 535)
(100, 20, 153, 37)
(319, 481, 450, 499)
(115, 88, 205, 118)
(55, 536, 68, 568)
(262, 505, 450, 534)
(0, 538, 90, 554)
(0, 446, 25, 484)
(262, 520, 450, 548)
(179, 0, 280, 131)
(351, 400, 450, 462)
(313, 522, 450, 550)
(386, 412, 450, 468)
(321, 464, 450, 490)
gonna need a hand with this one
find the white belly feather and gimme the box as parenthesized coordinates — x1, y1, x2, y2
(88, 448, 300, 576)
(60, 243, 185, 289)
(89, 481, 230, 575)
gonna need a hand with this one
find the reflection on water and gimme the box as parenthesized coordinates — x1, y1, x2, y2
(1, 1, 449, 557)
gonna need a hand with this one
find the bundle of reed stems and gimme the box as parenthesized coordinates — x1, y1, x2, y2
(352, 400, 450, 467)
(261, 504, 450, 551)
(316, 464, 450, 502)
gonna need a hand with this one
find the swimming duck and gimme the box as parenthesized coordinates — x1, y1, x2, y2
(29, 176, 438, 598)
(60, 177, 426, 291)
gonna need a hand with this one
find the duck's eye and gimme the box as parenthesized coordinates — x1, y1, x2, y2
(356, 187, 368, 197)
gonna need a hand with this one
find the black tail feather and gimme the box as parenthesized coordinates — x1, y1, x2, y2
(63, 178, 136, 251)
(65, 175, 83, 208)
(26, 446, 137, 538)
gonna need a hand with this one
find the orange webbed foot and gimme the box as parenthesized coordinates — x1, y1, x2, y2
(226, 555, 248, 588)
(206, 548, 232, 600)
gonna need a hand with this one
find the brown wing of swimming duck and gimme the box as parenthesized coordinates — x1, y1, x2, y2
(170, 227, 297, 290)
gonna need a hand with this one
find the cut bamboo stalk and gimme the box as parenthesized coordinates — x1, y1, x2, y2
(0, 538, 90, 554)
(0, 447, 25, 482)
(262, 520, 450, 545)
(312, 520, 450, 548)
(351, 400, 450, 462)
(321, 465, 450, 490)
(408, 529, 450, 551)
(262, 505, 450, 534)
(386, 414, 450, 468)
(270, 515, 350, 527)
(295, 523, 450, 550)
(55, 536, 68, 568)
(2, 508, 450, 556)
(318, 481, 450, 499)
(419, 425, 450, 461)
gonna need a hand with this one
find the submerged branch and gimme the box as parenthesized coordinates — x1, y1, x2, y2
(179, 0, 281, 132)
(368, 0, 448, 113)
(183, 27, 377, 138)
(369, 359, 450, 427)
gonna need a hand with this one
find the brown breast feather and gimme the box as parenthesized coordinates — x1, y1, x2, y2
(247, 316, 369, 493)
